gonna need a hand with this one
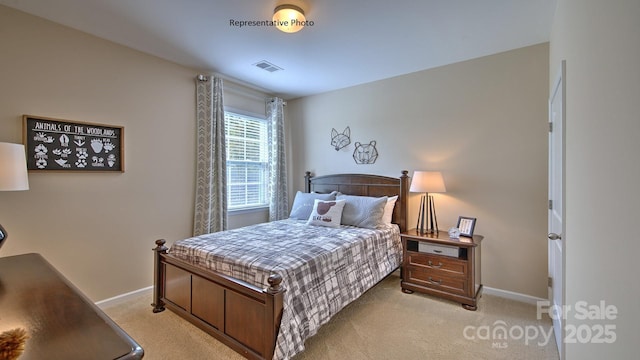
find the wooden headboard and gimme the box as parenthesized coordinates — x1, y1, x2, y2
(304, 171, 410, 232)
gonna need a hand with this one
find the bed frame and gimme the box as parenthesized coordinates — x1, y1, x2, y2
(152, 171, 409, 360)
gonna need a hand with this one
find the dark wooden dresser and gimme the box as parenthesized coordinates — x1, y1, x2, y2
(0, 253, 143, 359)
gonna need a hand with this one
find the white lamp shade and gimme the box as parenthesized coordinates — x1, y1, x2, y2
(409, 171, 446, 193)
(0, 142, 29, 191)
(273, 5, 306, 33)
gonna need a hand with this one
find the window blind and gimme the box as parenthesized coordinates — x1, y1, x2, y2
(224, 112, 269, 209)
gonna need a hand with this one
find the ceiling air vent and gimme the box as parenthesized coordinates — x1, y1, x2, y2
(253, 60, 283, 73)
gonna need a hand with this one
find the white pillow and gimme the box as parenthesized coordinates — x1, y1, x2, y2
(381, 195, 399, 225)
(306, 199, 346, 228)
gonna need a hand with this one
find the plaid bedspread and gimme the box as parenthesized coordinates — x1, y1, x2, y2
(169, 219, 402, 360)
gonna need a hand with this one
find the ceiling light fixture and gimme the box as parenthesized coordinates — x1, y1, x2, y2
(273, 4, 306, 33)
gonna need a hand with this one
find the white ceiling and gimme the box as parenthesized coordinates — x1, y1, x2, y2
(0, 0, 557, 99)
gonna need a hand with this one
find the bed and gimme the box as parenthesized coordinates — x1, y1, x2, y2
(152, 171, 409, 360)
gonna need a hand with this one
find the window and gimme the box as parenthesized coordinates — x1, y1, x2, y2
(225, 111, 269, 210)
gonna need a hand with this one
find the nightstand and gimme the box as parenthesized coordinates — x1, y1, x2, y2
(400, 229, 483, 310)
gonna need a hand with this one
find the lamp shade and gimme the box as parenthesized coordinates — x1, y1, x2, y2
(0, 142, 29, 191)
(273, 4, 306, 33)
(409, 171, 446, 193)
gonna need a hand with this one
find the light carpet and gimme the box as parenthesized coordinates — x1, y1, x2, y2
(103, 271, 559, 359)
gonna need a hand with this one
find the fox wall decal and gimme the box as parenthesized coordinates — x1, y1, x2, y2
(330, 126, 351, 151)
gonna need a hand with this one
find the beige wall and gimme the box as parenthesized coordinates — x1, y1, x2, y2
(288, 43, 550, 298)
(550, 0, 640, 358)
(0, 5, 198, 301)
(0, 5, 550, 302)
(0, 5, 273, 301)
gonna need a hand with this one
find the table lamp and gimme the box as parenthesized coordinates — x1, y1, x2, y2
(0, 142, 30, 249)
(410, 171, 446, 234)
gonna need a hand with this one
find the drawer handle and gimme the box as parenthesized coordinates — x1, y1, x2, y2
(427, 260, 443, 269)
(433, 250, 442, 253)
(428, 277, 442, 285)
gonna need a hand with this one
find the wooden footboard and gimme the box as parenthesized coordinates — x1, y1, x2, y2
(152, 239, 285, 360)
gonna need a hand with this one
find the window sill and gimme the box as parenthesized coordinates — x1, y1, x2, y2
(228, 206, 269, 215)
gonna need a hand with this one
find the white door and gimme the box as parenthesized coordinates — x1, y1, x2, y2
(548, 60, 566, 359)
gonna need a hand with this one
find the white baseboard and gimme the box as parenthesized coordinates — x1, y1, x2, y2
(483, 286, 547, 305)
(95, 284, 547, 309)
(96, 286, 153, 310)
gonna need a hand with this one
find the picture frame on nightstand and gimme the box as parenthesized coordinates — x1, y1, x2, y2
(457, 216, 476, 237)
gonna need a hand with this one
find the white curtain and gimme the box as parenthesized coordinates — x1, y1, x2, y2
(267, 97, 289, 221)
(193, 76, 227, 235)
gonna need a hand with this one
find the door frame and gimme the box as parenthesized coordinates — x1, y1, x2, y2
(548, 60, 566, 360)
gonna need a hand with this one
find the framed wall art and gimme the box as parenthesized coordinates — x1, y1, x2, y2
(23, 115, 124, 172)
(456, 216, 476, 237)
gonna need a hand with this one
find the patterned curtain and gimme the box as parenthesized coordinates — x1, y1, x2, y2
(193, 76, 227, 235)
(267, 97, 289, 221)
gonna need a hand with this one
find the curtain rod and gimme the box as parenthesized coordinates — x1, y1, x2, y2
(196, 74, 285, 104)
(196, 74, 278, 105)
(196, 73, 272, 94)
(268, 98, 287, 105)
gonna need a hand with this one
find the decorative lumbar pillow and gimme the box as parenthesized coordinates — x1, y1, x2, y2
(306, 199, 346, 228)
(381, 195, 399, 225)
(337, 194, 388, 229)
(289, 191, 337, 220)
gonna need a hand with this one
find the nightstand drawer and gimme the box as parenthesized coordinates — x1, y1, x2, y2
(408, 252, 467, 277)
(406, 266, 468, 296)
(418, 242, 460, 257)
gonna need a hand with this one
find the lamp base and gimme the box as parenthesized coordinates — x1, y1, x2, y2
(416, 194, 439, 234)
(419, 228, 438, 235)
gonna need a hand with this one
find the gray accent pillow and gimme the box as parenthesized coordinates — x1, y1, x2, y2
(337, 194, 388, 229)
(289, 191, 337, 220)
